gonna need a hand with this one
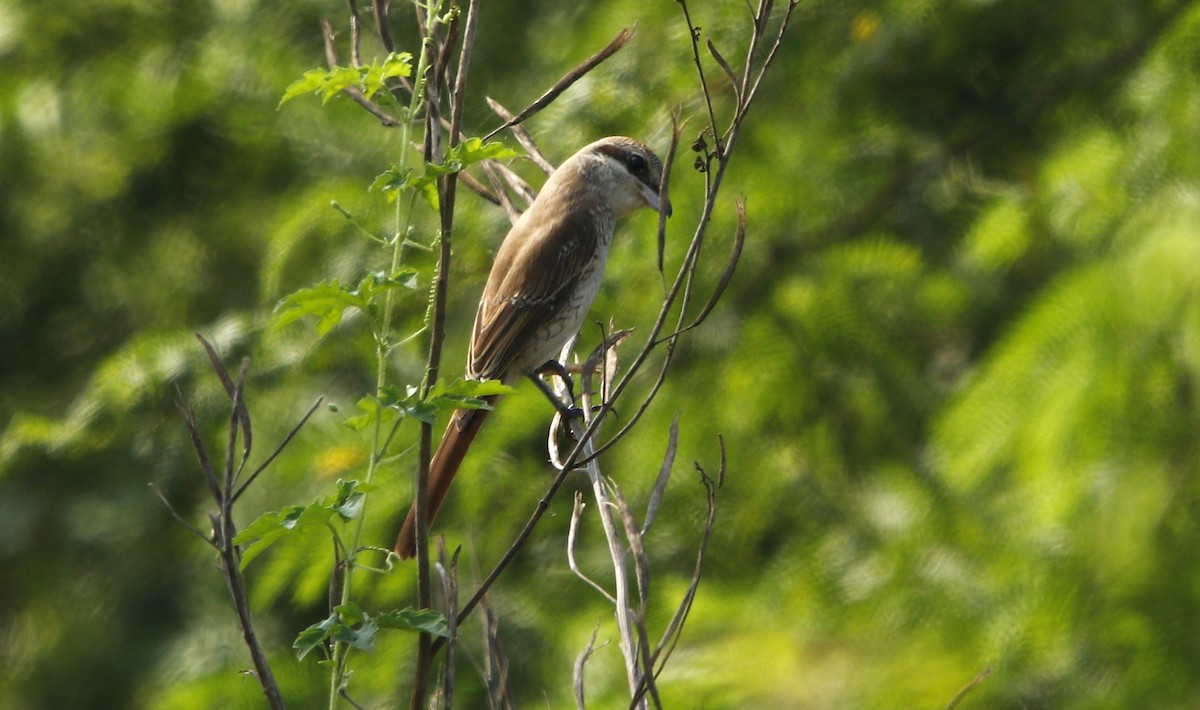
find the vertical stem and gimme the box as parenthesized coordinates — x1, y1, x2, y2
(410, 2, 447, 706)
(326, 11, 433, 710)
(563, 364, 644, 705)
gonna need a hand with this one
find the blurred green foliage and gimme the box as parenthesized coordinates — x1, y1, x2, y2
(3, 0, 1200, 707)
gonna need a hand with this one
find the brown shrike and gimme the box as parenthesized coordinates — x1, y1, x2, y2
(395, 136, 670, 559)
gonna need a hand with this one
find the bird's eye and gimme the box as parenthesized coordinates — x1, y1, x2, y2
(627, 152, 647, 173)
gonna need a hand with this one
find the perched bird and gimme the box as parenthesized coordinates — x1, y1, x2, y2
(395, 136, 670, 559)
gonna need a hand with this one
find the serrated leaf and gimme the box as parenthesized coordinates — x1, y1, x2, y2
(361, 52, 413, 100)
(279, 53, 412, 108)
(446, 137, 519, 168)
(232, 481, 371, 570)
(296, 602, 410, 662)
(294, 611, 338, 660)
(423, 379, 515, 418)
(376, 608, 451, 638)
(232, 505, 306, 569)
(275, 271, 418, 336)
(278, 68, 334, 107)
(353, 269, 420, 301)
(430, 378, 516, 401)
(332, 479, 374, 521)
(334, 601, 365, 626)
(274, 281, 366, 335)
(345, 395, 400, 431)
(370, 163, 441, 209)
(369, 165, 415, 194)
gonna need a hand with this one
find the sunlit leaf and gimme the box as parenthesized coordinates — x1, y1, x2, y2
(274, 281, 365, 335)
(279, 52, 413, 107)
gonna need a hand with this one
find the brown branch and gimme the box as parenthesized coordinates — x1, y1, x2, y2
(233, 396, 324, 503)
(483, 27, 636, 141)
(945, 667, 993, 710)
(485, 97, 555, 175)
(165, 341, 294, 710)
(345, 0, 364, 66)
(373, 0, 394, 53)
(436, 541, 461, 708)
(641, 415, 679, 535)
(573, 624, 604, 710)
(321, 18, 403, 127)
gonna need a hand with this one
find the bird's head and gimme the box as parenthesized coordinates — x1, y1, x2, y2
(572, 136, 672, 219)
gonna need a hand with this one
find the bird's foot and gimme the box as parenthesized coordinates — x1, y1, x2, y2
(536, 360, 576, 402)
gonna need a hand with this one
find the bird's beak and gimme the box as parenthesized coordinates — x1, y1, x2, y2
(641, 183, 672, 218)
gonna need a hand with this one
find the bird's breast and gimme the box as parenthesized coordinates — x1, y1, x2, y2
(518, 239, 612, 372)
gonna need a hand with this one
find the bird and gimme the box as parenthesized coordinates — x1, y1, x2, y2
(395, 136, 671, 559)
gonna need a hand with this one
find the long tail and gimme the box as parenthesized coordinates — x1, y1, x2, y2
(395, 398, 496, 559)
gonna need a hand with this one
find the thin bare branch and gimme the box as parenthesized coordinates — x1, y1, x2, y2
(651, 196, 746, 344)
(436, 541, 461, 709)
(234, 397, 324, 503)
(484, 159, 536, 212)
(945, 667, 993, 710)
(679, 1, 723, 155)
(734, 1, 799, 138)
(175, 389, 222, 504)
(180, 342, 288, 709)
(706, 36, 742, 105)
(456, 169, 502, 205)
(433, 11, 461, 101)
(195, 333, 251, 454)
(609, 482, 650, 605)
(485, 97, 555, 174)
(642, 415, 679, 535)
(222, 369, 242, 506)
(483, 27, 636, 141)
(149, 483, 214, 547)
(630, 612, 662, 710)
(568, 493, 616, 604)
(653, 460, 720, 672)
(573, 623, 604, 710)
(483, 603, 510, 709)
(229, 358, 253, 488)
(321, 18, 404, 127)
(373, 0, 394, 53)
(345, 0, 364, 67)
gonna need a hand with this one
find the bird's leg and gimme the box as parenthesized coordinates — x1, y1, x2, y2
(529, 361, 584, 422)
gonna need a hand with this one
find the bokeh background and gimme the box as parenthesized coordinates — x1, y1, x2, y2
(4, 0, 1200, 707)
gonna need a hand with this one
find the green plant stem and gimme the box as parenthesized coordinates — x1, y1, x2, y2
(326, 22, 434, 710)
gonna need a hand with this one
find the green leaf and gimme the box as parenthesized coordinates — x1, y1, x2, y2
(295, 603, 445, 662)
(370, 164, 441, 209)
(279, 52, 413, 108)
(429, 378, 515, 402)
(294, 611, 339, 660)
(231, 480, 376, 569)
(368, 139, 516, 210)
(377, 384, 441, 425)
(232, 505, 306, 569)
(275, 271, 418, 336)
(345, 395, 399, 431)
(332, 479, 375, 521)
(274, 281, 365, 336)
(444, 137, 519, 170)
(376, 608, 451, 638)
(361, 52, 414, 100)
(423, 379, 515, 419)
(353, 269, 419, 302)
(381, 379, 514, 424)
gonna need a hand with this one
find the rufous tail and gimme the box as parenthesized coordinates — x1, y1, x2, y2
(395, 398, 496, 559)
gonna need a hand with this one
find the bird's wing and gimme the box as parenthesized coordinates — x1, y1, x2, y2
(468, 197, 605, 380)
